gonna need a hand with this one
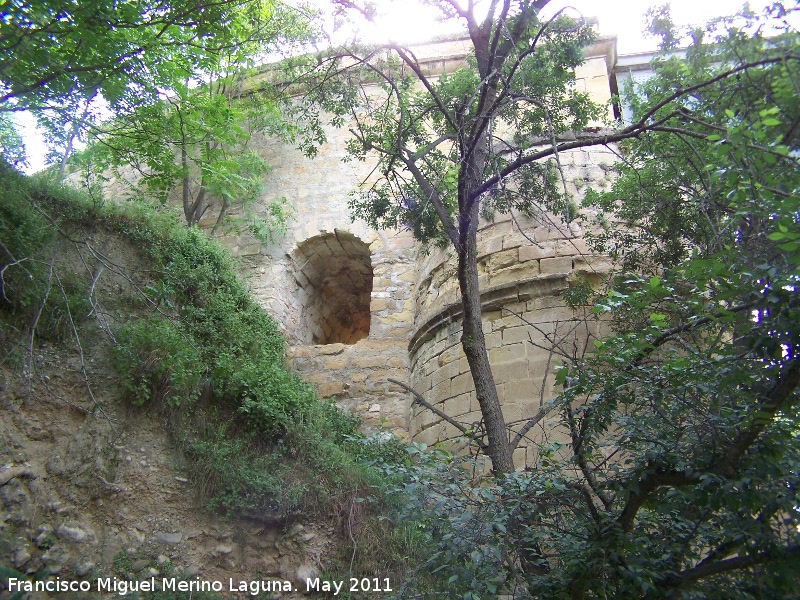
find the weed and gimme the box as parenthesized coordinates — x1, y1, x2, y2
(112, 549, 133, 577)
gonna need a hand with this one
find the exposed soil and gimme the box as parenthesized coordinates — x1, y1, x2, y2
(0, 230, 341, 599)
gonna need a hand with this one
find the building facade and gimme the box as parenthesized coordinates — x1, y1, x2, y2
(208, 36, 626, 464)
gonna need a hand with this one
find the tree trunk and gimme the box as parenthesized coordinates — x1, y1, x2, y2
(181, 146, 192, 225)
(456, 31, 516, 471)
(458, 185, 515, 474)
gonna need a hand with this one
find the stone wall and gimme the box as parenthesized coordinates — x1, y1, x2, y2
(212, 114, 418, 436)
(203, 38, 619, 459)
(407, 145, 616, 463)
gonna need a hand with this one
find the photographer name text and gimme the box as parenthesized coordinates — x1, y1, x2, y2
(7, 576, 393, 596)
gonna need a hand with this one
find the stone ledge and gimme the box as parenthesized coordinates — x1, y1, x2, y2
(408, 273, 569, 358)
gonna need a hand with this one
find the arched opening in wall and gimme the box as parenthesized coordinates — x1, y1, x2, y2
(293, 231, 373, 345)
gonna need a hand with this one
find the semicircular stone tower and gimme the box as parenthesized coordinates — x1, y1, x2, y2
(205, 36, 622, 464)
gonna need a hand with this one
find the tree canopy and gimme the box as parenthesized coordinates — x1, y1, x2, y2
(0, 0, 292, 113)
(85, 72, 295, 235)
(1, 0, 314, 235)
(0, 0, 313, 179)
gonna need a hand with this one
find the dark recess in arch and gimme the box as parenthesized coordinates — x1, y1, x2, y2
(293, 231, 373, 345)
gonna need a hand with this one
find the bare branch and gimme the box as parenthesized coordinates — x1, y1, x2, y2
(663, 544, 800, 590)
(471, 54, 800, 202)
(389, 378, 488, 450)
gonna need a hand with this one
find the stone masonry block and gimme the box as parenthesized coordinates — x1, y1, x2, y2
(369, 369, 405, 383)
(379, 310, 413, 325)
(432, 363, 457, 388)
(318, 381, 345, 398)
(420, 408, 443, 429)
(414, 374, 432, 393)
(352, 354, 388, 369)
(504, 379, 539, 404)
(527, 305, 578, 323)
(444, 394, 471, 418)
(484, 330, 502, 350)
(490, 359, 530, 383)
(519, 244, 554, 262)
(397, 269, 416, 282)
(489, 344, 526, 364)
(438, 348, 461, 367)
(529, 357, 557, 381)
(540, 256, 574, 275)
(387, 355, 408, 368)
(476, 235, 504, 260)
(442, 422, 464, 443)
(430, 380, 451, 404)
(500, 402, 524, 424)
(526, 294, 569, 311)
(323, 356, 348, 370)
(486, 248, 519, 272)
(318, 343, 346, 355)
(305, 373, 329, 384)
(502, 235, 523, 251)
(489, 262, 540, 287)
(485, 309, 503, 322)
(502, 325, 533, 346)
(462, 410, 483, 428)
(415, 427, 439, 448)
(451, 372, 474, 397)
(513, 447, 528, 469)
(555, 238, 589, 257)
(370, 298, 388, 311)
(573, 255, 614, 274)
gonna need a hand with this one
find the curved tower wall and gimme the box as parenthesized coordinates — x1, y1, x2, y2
(201, 38, 619, 456)
(408, 148, 616, 464)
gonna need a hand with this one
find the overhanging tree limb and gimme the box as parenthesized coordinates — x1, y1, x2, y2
(471, 54, 800, 203)
(617, 358, 800, 532)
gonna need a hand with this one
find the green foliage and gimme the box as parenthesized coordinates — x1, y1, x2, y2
(0, 162, 407, 541)
(0, 162, 93, 346)
(584, 7, 800, 275)
(111, 318, 204, 407)
(0, 161, 54, 265)
(112, 549, 134, 577)
(2, 0, 315, 186)
(106, 214, 314, 436)
(298, 7, 601, 247)
(181, 400, 411, 520)
(187, 427, 295, 515)
(87, 79, 295, 236)
(0, 0, 308, 114)
(0, 114, 25, 168)
(0, 565, 50, 600)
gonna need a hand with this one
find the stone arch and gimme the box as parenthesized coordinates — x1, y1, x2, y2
(292, 231, 373, 345)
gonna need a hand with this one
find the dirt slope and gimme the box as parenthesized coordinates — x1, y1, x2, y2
(1, 230, 339, 599)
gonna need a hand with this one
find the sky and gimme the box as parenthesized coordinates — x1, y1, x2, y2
(310, 0, 789, 51)
(16, 0, 795, 173)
